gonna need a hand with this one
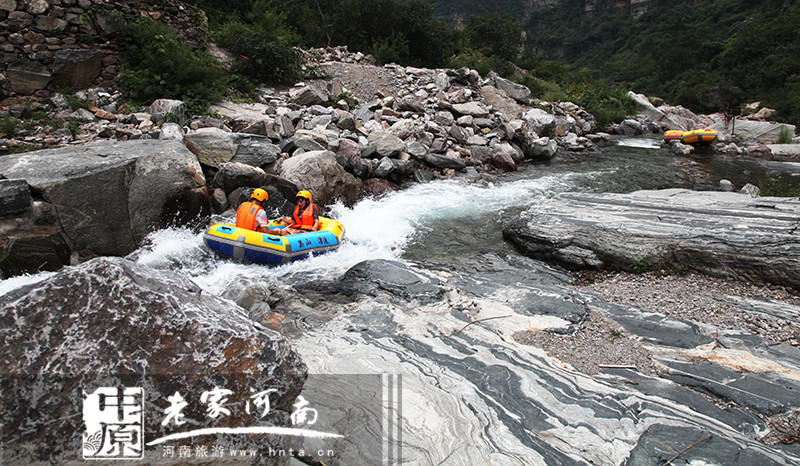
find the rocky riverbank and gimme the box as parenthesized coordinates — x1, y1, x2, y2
(2, 46, 800, 464)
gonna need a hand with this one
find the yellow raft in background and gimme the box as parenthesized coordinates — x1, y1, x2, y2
(664, 129, 718, 144)
(203, 216, 345, 265)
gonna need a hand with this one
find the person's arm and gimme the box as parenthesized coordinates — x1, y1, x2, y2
(312, 205, 320, 231)
(255, 209, 270, 232)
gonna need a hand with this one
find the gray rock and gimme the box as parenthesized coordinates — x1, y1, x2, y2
(0, 256, 306, 463)
(284, 134, 326, 153)
(367, 130, 406, 158)
(6, 59, 50, 94)
(230, 135, 280, 168)
(212, 162, 266, 194)
(451, 102, 489, 118)
(0, 140, 209, 269)
(337, 259, 443, 304)
(290, 85, 328, 106)
(669, 141, 695, 156)
(424, 152, 466, 170)
(69, 107, 96, 120)
(503, 189, 800, 288)
(148, 99, 186, 121)
(434, 111, 455, 126)
(719, 179, 735, 192)
(529, 136, 557, 159)
(480, 85, 526, 120)
(158, 122, 184, 142)
(184, 127, 236, 168)
(0, 178, 31, 216)
(373, 156, 395, 178)
(489, 74, 531, 104)
(51, 49, 103, 90)
(278, 150, 361, 206)
(523, 108, 556, 138)
(240, 118, 280, 138)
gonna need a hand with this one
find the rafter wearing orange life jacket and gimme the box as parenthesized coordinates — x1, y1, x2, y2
(236, 201, 266, 231)
(289, 202, 319, 231)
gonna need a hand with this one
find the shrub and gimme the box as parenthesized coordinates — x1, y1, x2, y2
(118, 17, 228, 115)
(1, 117, 19, 138)
(777, 126, 793, 144)
(757, 175, 800, 197)
(215, 20, 303, 90)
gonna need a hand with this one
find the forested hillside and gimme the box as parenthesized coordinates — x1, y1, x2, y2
(122, 0, 797, 127)
(527, 0, 800, 124)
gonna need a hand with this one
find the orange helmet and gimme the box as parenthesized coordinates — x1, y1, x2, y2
(296, 190, 312, 203)
(250, 188, 268, 202)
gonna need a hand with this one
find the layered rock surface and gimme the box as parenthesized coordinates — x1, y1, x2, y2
(273, 258, 800, 465)
(503, 189, 800, 289)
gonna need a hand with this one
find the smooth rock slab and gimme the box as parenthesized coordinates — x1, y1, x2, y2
(503, 189, 800, 289)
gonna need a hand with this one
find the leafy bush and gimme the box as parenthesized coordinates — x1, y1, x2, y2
(118, 17, 228, 115)
(1, 117, 19, 138)
(215, 21, 303, 90)
(777, 126, 793, 144)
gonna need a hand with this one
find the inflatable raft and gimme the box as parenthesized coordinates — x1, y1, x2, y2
(203, 216, 345, 265)
(664, 129, 718, 144)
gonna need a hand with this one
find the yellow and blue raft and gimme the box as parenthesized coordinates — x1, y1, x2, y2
(203, 217, 345, 265)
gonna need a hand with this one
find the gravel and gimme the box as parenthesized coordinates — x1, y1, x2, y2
(515, 270, 800, 445)
(578, 271, 800, 346)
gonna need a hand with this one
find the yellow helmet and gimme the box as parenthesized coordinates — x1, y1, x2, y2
(250, 188, 268, 202)
(296, 190, 312, 203)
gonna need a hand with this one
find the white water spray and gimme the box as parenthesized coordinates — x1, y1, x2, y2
(0, 172, 596, 296)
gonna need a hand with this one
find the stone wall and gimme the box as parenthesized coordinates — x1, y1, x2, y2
(0, 0, 207, 98)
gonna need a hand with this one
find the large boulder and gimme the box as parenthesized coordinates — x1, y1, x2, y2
(0, 256, 307, 463)
(278, 150, 362, 207)
(184, 127, 236, 167)
(6, 59, 50, 94)
(366, 130, 406, 158)
(0, 140, 209, 274)
(523, 108, 557, 138)
(503, 189, 800, 289)
(50, 49, 103, 90)
(229, 134, 281, 168)
(479, 85, 526, 120)
(487, 74, 531, 104)
(212, 161, 267, 194)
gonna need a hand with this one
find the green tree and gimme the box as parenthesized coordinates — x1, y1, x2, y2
(118, 17, 227, 114)
(464, 13, 522, 62)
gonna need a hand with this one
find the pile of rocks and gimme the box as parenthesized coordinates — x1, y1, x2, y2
(4, 48, 611, 203)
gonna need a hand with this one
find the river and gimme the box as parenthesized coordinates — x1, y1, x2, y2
(3, 137, 800, 464)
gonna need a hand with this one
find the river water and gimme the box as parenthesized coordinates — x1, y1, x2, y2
(2, 136, 796, 295)
(3, 137, 800, 464)
(130, 136, 800, 285)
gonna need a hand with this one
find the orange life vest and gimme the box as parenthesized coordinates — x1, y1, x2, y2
(236, 201, 263, 231)
(291, 203, 318, 230)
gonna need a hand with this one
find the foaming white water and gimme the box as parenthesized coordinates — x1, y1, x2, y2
(0, 271, 56, 296)
(0, 172, 594, 295)
(616, 137, 663, 149)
